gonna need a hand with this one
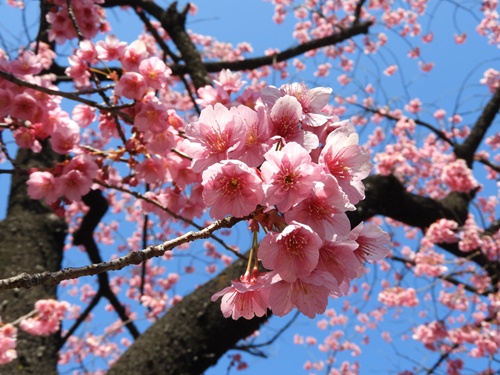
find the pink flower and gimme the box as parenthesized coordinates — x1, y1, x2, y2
(63, 154, 98, 181)
(50, 120, 81, 154)
(20, 299, 70, 336)
(350, 222, 390, 275)
(120, 40, 147, 72)
(261, 83, 332, 127)
(269, 270, 340, 318)
(213, 69, 246, 92)
(317, 238, 360, 288)
(319, 124, 372, 205)
(383, 65, 398, 76)
(425, 219, 458, 244)
(139, 57, 171, 90)
(185, 103, 246, 172)
(72, 104, 96, 128)
(136, 158, 167, 184)
(0, 324, 17, 365)
(211, 271, 270, 320)
(261, 142, 323, 212)
(27, 171, 59, 204)
(441, 159, 479, 193)
(284, 175, 354, 239)
(258, 222, 322, 282)
(96, 34, 127, 61)
(202, 160, 264, 220)
(56, 169, 93, 201)
(134, 100, 168, 133)
(454, 33, 467, 44)
(229, 105, 272, 167)
(115, 72, 147, 100)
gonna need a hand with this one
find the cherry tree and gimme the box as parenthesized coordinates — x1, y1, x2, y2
(0, 0, 499, 374)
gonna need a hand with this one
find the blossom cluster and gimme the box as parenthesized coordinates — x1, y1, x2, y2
(0, 299, 70, 364)
(194, 81, 391, 319)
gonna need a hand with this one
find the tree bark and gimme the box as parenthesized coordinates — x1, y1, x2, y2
(0, 146, 66, 374)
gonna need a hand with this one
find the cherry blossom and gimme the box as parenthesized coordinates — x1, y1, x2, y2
(202, 159, 264, 220)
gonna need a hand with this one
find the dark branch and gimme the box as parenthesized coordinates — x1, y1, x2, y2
(454, 84, 500, 166)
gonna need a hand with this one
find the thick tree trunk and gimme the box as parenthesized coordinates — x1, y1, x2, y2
(107, 254, 268, 375)
(0, 146, 66, 374)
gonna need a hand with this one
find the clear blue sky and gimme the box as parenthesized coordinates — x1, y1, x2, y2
(0, 1, 499, 374)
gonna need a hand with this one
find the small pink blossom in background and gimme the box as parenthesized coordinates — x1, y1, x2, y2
(258, 222, 322, 282)
(404, 98, 422, 114)
(480, 68, 500, 93)
(378, 287, 419, 307)
(202, 160, 264, 220)
(135, 158, 167, 185)
(419, 61, 434, 72)
(72, 104, 96, 128)
(50, 120, 81, 154)
(433, 108, 446, 120)
(441, 159, 479, 193)
(424, 219, 458, 244)
(0, 324, 17, 365)
(134, 100, 168, 133)
(213, 69, 246, 93)
(337, 74, 351, 86)
(454, 33, 467, 44)
(20, 299, 70, 336)
(408, 46, 420, 58)
(383, 64, 398, 76)
(448, 114, 462, 124)
(422, 32, 434, 43)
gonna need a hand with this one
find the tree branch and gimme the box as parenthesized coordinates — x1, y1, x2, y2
(0, 215, 249, 290)
(454, 84, 500, 166)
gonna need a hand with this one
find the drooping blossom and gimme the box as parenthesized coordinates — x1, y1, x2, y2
(211, 271, 270, 320)
(258, 222, 322, 282)
(269, 270, 341, 318)
(202, 160, 264, 220)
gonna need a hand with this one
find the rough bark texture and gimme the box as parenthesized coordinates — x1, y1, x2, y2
(0, 146, 66, 374)
(107, 253, 267, 375)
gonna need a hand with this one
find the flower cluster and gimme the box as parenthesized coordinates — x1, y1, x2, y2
(189, 82, 391, 319)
